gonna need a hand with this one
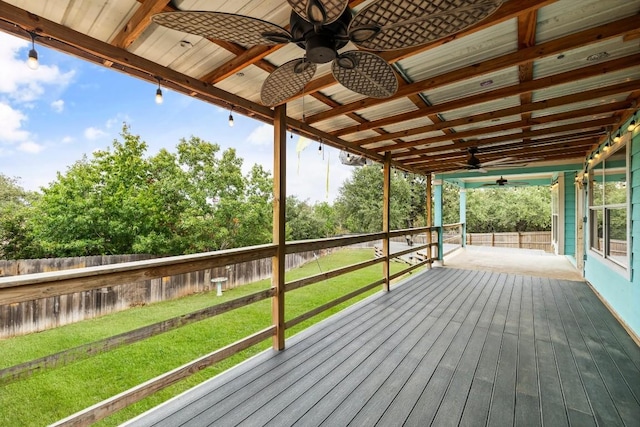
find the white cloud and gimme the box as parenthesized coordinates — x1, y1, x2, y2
(106, 114, 130, 130)
(0, 102, 30, 143)
(84, 126, 106, 140)
(246, 123, 273, 146)
(0, 33, 75, 103)
(61, 135, 74, 144)
(51, 99, 64, 112)
(18, 141, 45, 153)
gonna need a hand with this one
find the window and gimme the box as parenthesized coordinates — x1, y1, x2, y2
(588, 141, 628, 269)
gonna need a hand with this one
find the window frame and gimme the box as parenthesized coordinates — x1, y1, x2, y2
(587, 139, 630, 277)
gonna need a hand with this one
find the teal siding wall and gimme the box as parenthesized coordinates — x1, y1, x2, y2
(585, 125, 639, 338)
(563, 172, 576, 256)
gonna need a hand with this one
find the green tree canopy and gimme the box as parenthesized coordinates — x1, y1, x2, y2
(23, 125, 273, 258)
(334, 166, 425, 233)
(0, 175, 39, 259)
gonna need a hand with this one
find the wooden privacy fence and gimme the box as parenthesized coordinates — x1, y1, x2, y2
(0, 250, 323, 338)
(466, 231, 552, 252)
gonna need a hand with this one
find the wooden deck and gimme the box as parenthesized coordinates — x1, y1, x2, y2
(126, 268, 640, 427)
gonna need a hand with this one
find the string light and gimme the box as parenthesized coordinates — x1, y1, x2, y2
(155, 78, 163, 104)
(317, 143, 322, 155)
(613, 132, 621, 143)
(27, 32, 38, 70)
(228, 106, 234, 127)
(628, 113, 637, 132)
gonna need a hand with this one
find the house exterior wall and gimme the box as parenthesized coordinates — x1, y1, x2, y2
(584, 123, 639, 338)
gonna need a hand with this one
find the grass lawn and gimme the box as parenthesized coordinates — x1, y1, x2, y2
(0, 248, 413, 426)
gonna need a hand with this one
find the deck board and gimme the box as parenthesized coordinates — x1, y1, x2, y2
(125, 268, 640, 427)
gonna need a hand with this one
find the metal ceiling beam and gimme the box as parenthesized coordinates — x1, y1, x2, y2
(334, 80, 640, 139)
(397, 117, 615, 161)
(376, 100, 632, 154)
(305, 14, 640, 124)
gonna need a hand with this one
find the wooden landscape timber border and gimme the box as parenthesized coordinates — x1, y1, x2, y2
(2, 227, 441, 426)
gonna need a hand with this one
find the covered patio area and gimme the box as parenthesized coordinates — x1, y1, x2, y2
(126, 266, 640, 427)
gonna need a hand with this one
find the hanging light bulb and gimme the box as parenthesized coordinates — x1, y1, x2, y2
(613, 132, 621, 143)
(603, 141, 610, 153)
(27, 32, 38, 70)
(628, 114, 637, 132)
(228, 106, 234, 127)
(155, 78, 163, 104)
(317, 143, 322, 155)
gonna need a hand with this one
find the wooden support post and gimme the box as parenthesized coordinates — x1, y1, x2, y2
(426, 173, 432, 268)
(382, 153, 391, 291)
(272, 104, 286, 350)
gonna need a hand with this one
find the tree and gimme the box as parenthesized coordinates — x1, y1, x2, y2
(334, 165, 417, 233)
(465, 186, 551, 232)
(26, 126, 274, 257)
(0, 175, 39, 259)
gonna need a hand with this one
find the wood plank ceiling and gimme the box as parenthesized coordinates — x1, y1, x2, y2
(0, 0, 638, 176)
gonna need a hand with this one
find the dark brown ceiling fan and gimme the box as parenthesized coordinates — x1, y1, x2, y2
(152, 0, 504, 106)
(453, 147, 524, 173)
(483, 176, 529, 186)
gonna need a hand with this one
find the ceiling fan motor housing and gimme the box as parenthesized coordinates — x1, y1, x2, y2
(290, 9, 351, 64)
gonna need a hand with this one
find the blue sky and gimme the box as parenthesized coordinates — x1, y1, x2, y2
(0, 32, 355, 204)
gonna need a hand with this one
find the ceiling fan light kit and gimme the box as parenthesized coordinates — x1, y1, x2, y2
(152, 0, 504, 106)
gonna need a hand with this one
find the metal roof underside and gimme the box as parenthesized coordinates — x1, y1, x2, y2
(1, 0, 638, 182)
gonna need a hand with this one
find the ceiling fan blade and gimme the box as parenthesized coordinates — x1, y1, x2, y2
(480, 156, 514, 167)
(261, 59, 317, 106)
(332, 51, 398, 98)
(288, 0, 349, 25)
(348, 0, 503, 51)
(152, 12, 291, 47)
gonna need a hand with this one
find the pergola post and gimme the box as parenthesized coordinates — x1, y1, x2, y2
(460, 187, 467, 247)
(426, 173, 433, 268)
(272, 104, 286, 350)
(382, 153, 391, 292)
(434, 179, 444, 265)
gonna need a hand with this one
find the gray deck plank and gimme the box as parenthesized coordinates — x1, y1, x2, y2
(564, 281, 640, 402)
(458, 274, 512, 427)
(570, 281, 640, 370)
(536, 339, 569, 427)
(250, 269, 479, 426)
(540, 278, 594, 422)
(208, 271, 469, 426)
(360, 270, 489, 426)
(430, 273, 506, 427)
(558, 280, 640, 426)
(403, 272, 498, 425)
(550, 282, 625, 426)
(124, 267, 640, 427)
(515, 275, 541, 427)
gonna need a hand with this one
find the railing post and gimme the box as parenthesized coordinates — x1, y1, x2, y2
(433, 179, 444, 265)
(459, 188, 466, 247)
(272, 104, 286, 350)
(426, 173, 432, 268)
(382, 153, 391, 291)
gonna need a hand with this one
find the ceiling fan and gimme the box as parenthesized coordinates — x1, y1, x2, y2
(152, 0, 504, 106)
(453, 147, 521, 173)
(483, 176, 529, 186)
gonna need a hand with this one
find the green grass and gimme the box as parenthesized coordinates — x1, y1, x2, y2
(0, 249, 412, 426)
